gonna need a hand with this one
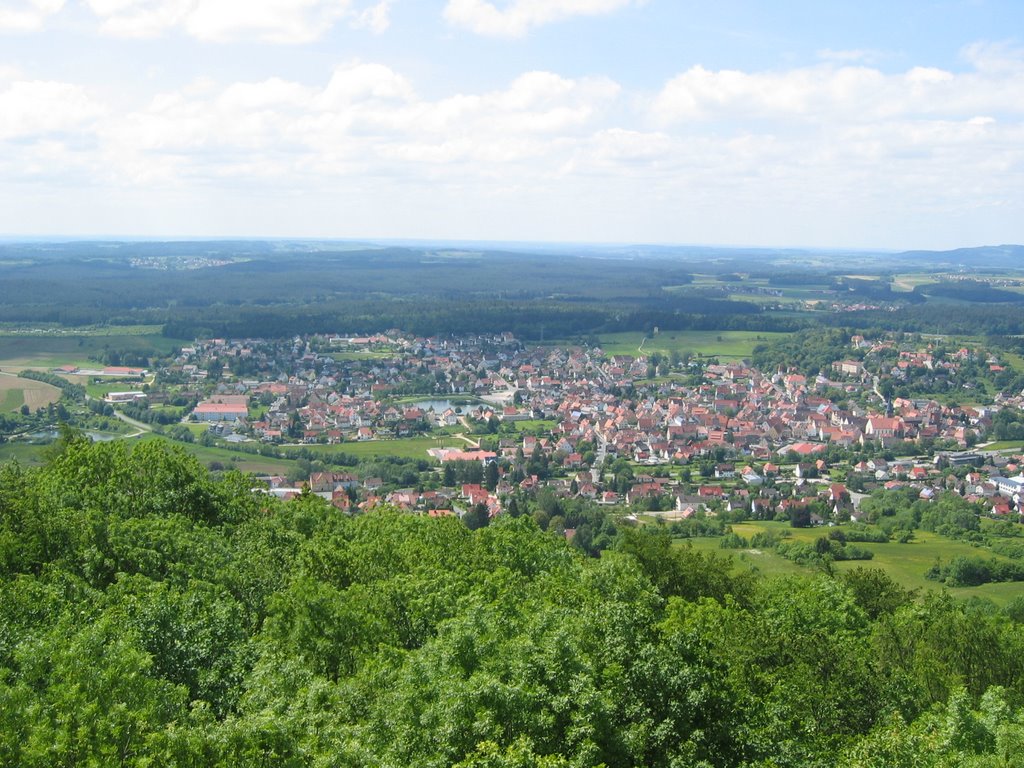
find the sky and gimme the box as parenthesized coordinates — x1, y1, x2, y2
(1, 0, 1023, 250)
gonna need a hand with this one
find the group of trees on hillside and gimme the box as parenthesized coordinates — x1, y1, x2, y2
(2, 437, 1024, 766)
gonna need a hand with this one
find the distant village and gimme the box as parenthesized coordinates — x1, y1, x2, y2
(68, 330, 1024, 524)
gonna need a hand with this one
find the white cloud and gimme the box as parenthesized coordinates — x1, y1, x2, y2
(351, 0, 390, 34)
(1, 48, 1022, 247)
(444, 0, 643, 38)
(185, 0, 349, 43)
(86, 0, 195, 39)
(0, 0, 63, 31)
(632, 57, 1024, 244)
(651, 60, 1024, 124)
(960, 40, 1024, 73)
(85, 0, 388, 42)
(0, 79, 103, 140)
(317, 62, 414, 107)
(76, 63, 624, 192)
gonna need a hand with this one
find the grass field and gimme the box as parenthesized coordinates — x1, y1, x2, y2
(511, 419, 558, 434)
(0, 331, 187, 372)
(136, 434, 301, 474)
(981, 441, 1024, 453)
(0, 429, 455, 471)
(595, 330, 792, 359)
(724, 293, 806, 307)
(663, 278, 810, 308)
(891, 273, 941, 292)
(1002, 350, 1024, 371)
(281, 436, 461, 460)
(683, 520, 1024, 605)
(328, 350, 398, 361)
(2, 389, 22, 410)
(0, 434, 302, 475)
(0, 442, 48, 465)
(84, 380, 148, 399)
(0, 373, 62, 411)
(0, 324, 166, 337)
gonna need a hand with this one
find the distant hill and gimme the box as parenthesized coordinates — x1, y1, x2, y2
(896, 244, 1024, 269)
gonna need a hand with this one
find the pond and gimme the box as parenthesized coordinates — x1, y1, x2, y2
(24, 430, 120, 442)
(412, 399, 476, 413)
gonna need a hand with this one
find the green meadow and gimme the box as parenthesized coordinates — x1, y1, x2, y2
(2, 389, 22, 411)
(328, 351, 398, 361)
(0, 329, 186, 372)
(281, 436, 462, 460)
(683, 520, 1024, 605)
(595, 330, 792, 359)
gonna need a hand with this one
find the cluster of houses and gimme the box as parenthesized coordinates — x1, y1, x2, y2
(151, 331, 1024, 521)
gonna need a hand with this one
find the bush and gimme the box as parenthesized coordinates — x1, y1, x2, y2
(751, 530, 781, 549)
(839, 523, 890, 543)
(927, 555, 1024, 587)
(719, 532, 749, 549)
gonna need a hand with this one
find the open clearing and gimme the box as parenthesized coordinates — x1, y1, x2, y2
(281, 436, 463, 460)
(595, 330, 791, 359)
(135, 435, 301, 475)
(0, 436, 302, 475)
(683, 520, 1024, 606)
(0, 373, 62, 411)
(328, 350, 399, 361)
(0, 331, 186, 372)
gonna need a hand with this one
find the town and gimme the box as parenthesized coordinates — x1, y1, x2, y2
(57, 329, 1024, 529)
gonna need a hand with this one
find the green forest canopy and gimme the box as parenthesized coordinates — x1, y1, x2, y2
(2, 437, 1024, 766)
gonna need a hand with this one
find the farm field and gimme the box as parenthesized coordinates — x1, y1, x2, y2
(683, 520, 1024, 605)
(510, 419, 558, 434)
(595, 330, 792, 359)
(0, 372, 62, 411)
(1002, 350, 1024, 371)
(0, 324, 166, 337)
(890, 272, 1024, 296)
(722, 292, 806, 307)
(0, 330, 187, 372)
(0, 428, 455, 470)
(0, 442, 51, 465)
(281, 436, 463, 460)
(2, 389, 20, 411)
(137, 435, 301, 474)
(84, 380, 148, 399)
(685, 274, 847, 304)
(328, 350, 398, 361)
(891, 273, 941, 292)
(0, 434, 302, 475)
(981, 441, 1024, 453)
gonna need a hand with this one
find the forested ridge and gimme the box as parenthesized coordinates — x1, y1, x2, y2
(3, 241, 1024, 340)
(3, 438, 1024, 766)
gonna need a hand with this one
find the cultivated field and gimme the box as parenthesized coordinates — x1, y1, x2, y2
(328, 350, 399, 361)
(0, 373, 62, 411)
(595, 330, 791, 359)
(281, 436, 467, 460)
(0, 328, 185, 372)
(135, 435, 302, 475)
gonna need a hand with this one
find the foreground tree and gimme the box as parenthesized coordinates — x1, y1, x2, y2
(3, 440, 1024, 766)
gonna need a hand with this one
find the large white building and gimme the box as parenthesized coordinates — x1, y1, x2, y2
(193, 402, 248, 422)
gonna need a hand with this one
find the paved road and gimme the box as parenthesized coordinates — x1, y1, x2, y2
(456, 416, 482, 448)
(592, 430, 607, 484)
(110, 409, 152, 438)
